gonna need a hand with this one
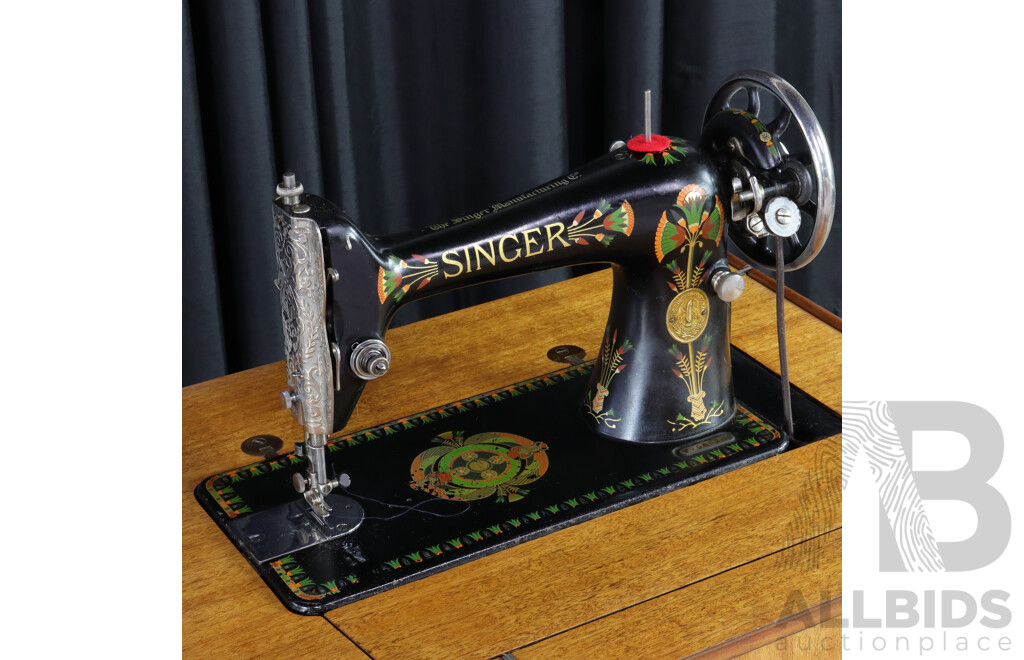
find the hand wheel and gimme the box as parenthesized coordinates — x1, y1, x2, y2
(702, 70, 836, 271)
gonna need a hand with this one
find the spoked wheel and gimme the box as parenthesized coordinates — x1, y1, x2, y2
(703, 70, 836, 271)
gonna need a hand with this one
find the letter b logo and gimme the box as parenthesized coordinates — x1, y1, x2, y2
(843, 401, 1010, 571)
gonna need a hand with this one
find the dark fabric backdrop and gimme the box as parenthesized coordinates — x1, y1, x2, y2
(183, 0, 841, 386)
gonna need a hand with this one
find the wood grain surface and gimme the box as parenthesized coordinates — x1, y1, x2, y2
(182, 267, 841, 659)
(728, 254, 842, 332)
(734, 615, 844, 659)
(512, 530, 841, 660)
(692, 596, 842, 659)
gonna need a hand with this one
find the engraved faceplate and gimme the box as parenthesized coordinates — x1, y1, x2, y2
(274, 212, 333, 435)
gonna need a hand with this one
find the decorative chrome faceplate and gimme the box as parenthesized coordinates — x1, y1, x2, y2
(274, 212, 333, 435)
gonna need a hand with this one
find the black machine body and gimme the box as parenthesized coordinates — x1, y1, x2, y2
(273, 70, 834, 447)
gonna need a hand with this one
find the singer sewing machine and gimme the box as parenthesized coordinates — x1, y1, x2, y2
(194, 70, 840, 617)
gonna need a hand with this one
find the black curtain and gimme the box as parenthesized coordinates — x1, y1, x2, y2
(183, 0, 841, 386)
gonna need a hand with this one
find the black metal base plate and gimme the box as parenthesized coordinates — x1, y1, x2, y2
(195, 347, 839, 614)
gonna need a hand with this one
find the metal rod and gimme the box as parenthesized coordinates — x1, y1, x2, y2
(644, 89, 652, 141)
(734, 179, 799, 204)
(775, 237, 795, 439)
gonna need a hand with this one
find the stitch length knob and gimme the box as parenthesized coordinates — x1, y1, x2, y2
(280, 389, 299, 409)
(712, 270, 746, 302)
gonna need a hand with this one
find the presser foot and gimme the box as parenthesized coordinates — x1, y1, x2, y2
(293, 469, 332, 516)
(293, 440, 353, 517)
(219, 439, 364, 563)
(225, 492, 364, 563)
(293, 464, 353, 517)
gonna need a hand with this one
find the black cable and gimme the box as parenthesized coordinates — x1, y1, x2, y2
(775, 236, 795, 439)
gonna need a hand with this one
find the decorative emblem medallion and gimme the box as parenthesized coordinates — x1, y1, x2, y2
(666, 288, 709, 343)
(410, 431, 549, 503)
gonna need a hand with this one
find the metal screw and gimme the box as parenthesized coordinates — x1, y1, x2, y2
(764, 197, 801, 238)
(746, 213, 768, 237)
(293, 203, 310, 214)
(280, 389, 298, 410)
(327, 268, 340, 282)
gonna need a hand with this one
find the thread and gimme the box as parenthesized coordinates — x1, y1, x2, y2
(339, 486, 471, 521)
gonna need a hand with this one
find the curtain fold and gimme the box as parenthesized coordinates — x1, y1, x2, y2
(183, 1, 226, 384)
(188, 0, 282, 378)
(183, 0, 841, 385)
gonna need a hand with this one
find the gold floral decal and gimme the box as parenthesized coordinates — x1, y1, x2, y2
(583, 329, 634, 428)
(667, 338, 726, 431)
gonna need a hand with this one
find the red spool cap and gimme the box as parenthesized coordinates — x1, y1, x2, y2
(627, 133, 671, 153)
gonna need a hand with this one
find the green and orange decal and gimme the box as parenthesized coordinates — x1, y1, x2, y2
(630, 137, 689, 166)
(730, 109, 781, 160)
(409, 430, 550, 503)
(377, 254, 438, 304)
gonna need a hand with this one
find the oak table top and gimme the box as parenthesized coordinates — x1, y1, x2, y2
(182, 266, 841, 659)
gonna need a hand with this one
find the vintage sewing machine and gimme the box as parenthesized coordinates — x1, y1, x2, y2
(196, 70, 839, 614)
